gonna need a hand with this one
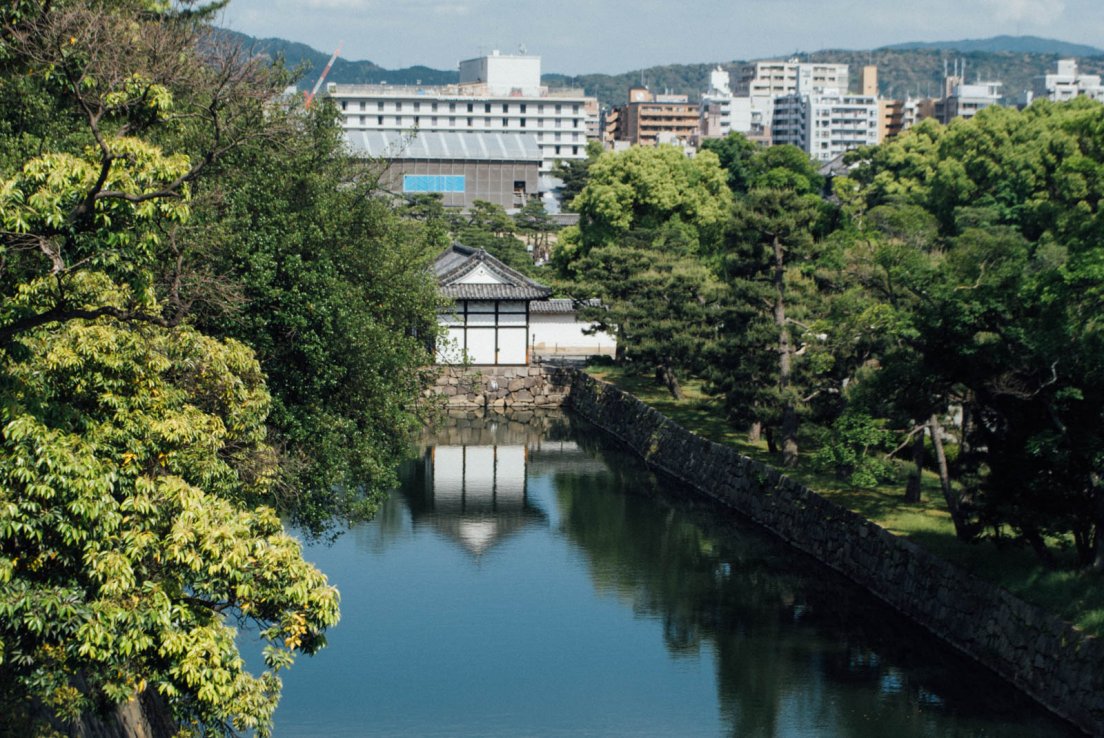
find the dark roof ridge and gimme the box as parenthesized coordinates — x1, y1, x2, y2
(435, 242, 550, 296)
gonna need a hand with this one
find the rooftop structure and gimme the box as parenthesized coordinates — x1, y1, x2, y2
(1029, 59, 1104, 103)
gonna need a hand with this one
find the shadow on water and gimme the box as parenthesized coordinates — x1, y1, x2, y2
(553, 415, 1080, 738)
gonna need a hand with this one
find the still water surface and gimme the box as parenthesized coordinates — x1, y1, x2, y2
(266, 412, 1078, 737)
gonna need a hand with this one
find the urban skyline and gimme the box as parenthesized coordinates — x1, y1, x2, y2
(219, 0, 1103, 76)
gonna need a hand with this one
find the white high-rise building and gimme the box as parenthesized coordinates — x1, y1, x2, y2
(772, 89, 879, 161)
(698, 66, 769, 142)
(732, 59, 850, 136)
(327, 51, 598, 174)
(1030, 59, 1104, 103)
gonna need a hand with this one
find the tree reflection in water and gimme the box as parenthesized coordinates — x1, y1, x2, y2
(556, 419, 1078, 738)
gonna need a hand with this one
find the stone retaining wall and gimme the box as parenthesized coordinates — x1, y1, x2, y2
(568, 371, 1104, 736)
(430, 365, 573, 410)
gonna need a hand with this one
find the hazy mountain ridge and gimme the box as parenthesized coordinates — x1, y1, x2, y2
(216, 29, 1103, 107)
(884, 35, 1103, 56)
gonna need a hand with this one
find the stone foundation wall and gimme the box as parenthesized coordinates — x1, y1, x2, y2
(430, 365, 573, 410)
(567, 371, 1104, 736)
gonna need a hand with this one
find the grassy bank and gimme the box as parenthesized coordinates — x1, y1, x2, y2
(585, 365, 1104, 637)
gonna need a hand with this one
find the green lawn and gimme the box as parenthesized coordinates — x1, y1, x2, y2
(585, 365, 1104, 636)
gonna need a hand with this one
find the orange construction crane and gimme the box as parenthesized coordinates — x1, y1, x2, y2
(304, 41, 343, 110)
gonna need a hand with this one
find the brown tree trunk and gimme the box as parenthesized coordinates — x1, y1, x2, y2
(1092, 483, 1104, 572)
(655, 364, 682, 399)
(765, 425, 777, 455)
(930, 414, 972, 540)
(772, 234, 798, 467)
(904, 429, 924, 503)
(747, 421, 762, 443)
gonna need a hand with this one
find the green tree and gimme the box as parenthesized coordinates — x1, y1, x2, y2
(181, 100, 439, 532)
(0, 1, 404, 732)
(708, 146, 826, 466)
(560, 145, 733, 397)
(566, 144, 732, 255)
(551, 139, 602, 210)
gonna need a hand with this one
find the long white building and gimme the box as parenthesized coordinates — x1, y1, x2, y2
(772, 89, 879, 161)
(731, 59, 851, 136)
(327, 51, 598, 175)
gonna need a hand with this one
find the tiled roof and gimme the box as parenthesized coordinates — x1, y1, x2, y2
(434, 243, 552, 302)
(442, 283, 551, 300)
(345, 130, 542, 162)
(530, 299, 576, 314)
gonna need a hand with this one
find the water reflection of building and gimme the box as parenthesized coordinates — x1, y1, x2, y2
(419, 444, 544, 557)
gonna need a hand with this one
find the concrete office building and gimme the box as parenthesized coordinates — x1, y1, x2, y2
(327, 51, 598, 175)
(345, 130, 541, 210)
(773, 89, 879, 161)
(1028, 59, 1104, 103)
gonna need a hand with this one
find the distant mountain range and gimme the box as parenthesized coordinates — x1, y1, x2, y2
(216, 29, 1104, 108)
(884, 35, 1103, 56)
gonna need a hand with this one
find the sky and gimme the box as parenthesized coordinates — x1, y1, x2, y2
(219, 0, 1104, 75)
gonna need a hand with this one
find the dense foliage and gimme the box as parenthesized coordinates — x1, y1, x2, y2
(558, 101, 1104, 572)
(0, 0, 438, 734)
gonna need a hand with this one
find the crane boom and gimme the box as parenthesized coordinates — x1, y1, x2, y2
(305, 42, 343, 109)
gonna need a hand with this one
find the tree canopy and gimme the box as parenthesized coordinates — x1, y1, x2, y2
(0, 0, 438, 733)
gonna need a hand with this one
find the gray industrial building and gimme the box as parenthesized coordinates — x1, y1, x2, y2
(345, 130, 541, 210)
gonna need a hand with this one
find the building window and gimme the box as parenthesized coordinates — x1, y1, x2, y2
(403, 175, 466, 193)
(520, 119, 526, 127)
(414, 102, 420, 111)
(467, 117, 473, 126)
(485, 103, 491, 113)
(396, 102, 402, 111)
(502, 117, 508, 127)
(432, 116, 438, 125)
(359, 101, 365, 111)
(467, 103, 474, 112)
(449, 102, 456, 112)
(341, 101, 347, 111)
(377, 115, 383, 125)
(359, 115, 366, 125)
(432, 102, 438, 112)
(520, 104, 527, 113)
(378, 101, 384, 111)
(502, 103, 509, 113)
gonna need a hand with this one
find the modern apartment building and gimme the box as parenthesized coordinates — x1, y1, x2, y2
(878, 97, 918, 141)
(772, 90, 879, 161)
(327, 51, 598, 174)
(733, 59, 850, 136)
(735, 59, 850, 98)
(1029, 59, 1104, 103)
(610, 87, 700, 146)
(698, 66, 769, 143)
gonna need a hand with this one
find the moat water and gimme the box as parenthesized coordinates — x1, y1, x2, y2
(263, 411, 1078, 737)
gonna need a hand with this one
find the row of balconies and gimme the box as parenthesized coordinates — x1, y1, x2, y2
(343, 115, 587, 132)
